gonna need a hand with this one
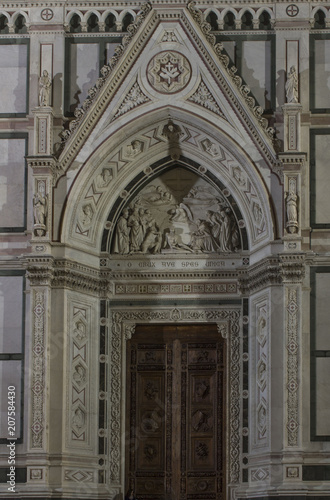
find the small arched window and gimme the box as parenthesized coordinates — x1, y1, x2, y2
(259, 11, 272, 30)
(15, 14, 27, 34)
(122, 13, 133, 32)
(224, 12, 236, 30)
(0, 15, 9, 34)
(206, 11, 218, 31)
(241, 11, 253, 30)
(70, 14, 82, 33)
(314, 10, 326, 29)
(104, 13, 116, 32)
(87, 13, 99, 32)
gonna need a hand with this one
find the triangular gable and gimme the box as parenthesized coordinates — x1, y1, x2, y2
(58, 2, 277, 178)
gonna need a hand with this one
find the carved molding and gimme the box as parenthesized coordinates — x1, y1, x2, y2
(27, 258, 108, 294)
(238, 257, 282, 294)
(108, 307, 241, 488)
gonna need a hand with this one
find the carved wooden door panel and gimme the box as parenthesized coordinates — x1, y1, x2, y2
(126, 324, 226, 500)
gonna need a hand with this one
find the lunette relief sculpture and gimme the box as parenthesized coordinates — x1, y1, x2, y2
(111, 169, 241, 255)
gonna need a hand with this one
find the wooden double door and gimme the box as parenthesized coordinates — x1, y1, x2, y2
(126, 324, 226, 500)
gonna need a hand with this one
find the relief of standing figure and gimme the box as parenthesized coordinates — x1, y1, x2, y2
(285, 66, 298, 104)
(39, 69, 52, 106)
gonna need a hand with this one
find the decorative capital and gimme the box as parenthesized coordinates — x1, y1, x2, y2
(279, 253, 305, 283)
(238, 257, 282, 294)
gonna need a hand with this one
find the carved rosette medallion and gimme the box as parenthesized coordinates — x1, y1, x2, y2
(147, 51, 191, 93)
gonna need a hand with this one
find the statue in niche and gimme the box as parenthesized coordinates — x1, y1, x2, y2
(110, 168, 242, 255)
(39, 70, 52, 106)
(285, 66, 299, 104)
(33, 184, 48, 237)
(286, 179, 298, 233)
(97, 168, 113, 188)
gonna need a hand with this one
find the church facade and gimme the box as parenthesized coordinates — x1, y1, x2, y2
(1, 1, 330, 499)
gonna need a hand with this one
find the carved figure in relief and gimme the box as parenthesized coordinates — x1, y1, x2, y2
(97, 168, 113, 188)
(253, 203, 263, 225)
(285, 66, 299, 104)
(80, 204, 93, 227)
(169, 203, 192, 222)
(113, 209, 130, 254)
(195, 380, 210, 400)
(72, 408, 84, 429)
(127, 139, 143, 157)
(201, 138, 219, 157)
(192, 409, 212, 432)
(128, 207, 144, 252)
(74, 320, 86, 341)
(140, 223, 162, 254)
(163, 228, 194, 253)
(39, 70, 52, 106)
(162, 121, 182, 143)
(73, 364, 86, 385)
(232, 166, 246, 186)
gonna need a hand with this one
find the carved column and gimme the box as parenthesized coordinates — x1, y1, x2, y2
(26, 258, 54, 491)
(279, 253, 305, 485)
